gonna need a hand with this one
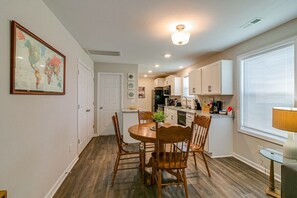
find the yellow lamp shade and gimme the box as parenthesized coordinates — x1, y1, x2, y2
(272, 107, 297, 132)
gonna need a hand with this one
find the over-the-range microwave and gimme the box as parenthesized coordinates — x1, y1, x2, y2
(164, 85, 171, 96)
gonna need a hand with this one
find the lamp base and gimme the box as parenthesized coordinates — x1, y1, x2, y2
(283, 132, 297, 159)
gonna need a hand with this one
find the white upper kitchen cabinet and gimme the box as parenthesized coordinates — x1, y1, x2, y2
(189, 68, 202, 95)
(165, 75, 182, 96)
(201, 60, 233, 95)
(154, 78, 164, 87)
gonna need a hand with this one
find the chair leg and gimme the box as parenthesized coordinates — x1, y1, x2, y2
(182, 169, 189, 198)
(201, 152, 211, 177)
(140, 150, 145, 183)
(143, 143, 146, 166)
(157, 169, 162, 198)
(111, 154, 120, 186)
(151, 164, 156, 185)
(193, 152, 197, 170)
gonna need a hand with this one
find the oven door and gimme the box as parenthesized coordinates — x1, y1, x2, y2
(177, 110, 186, 126)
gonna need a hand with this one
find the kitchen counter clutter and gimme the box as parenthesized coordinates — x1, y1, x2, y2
(164, 106, 233, 158)
(164, 106, 233, 118)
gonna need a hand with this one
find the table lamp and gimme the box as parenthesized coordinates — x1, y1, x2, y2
(273, 107, 297, 159)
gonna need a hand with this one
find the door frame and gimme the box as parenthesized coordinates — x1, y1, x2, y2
(97, 72, 123, 136)
(77, 59, 94, 154)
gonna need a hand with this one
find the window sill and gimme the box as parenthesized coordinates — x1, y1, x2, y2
(238, 127, 286, 146)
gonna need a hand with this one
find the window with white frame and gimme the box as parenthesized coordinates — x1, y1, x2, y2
(183, 76, 193, 97)
(238, 39, 296, 142)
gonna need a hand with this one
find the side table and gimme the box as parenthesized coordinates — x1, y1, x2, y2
(260, 148, 297, 198)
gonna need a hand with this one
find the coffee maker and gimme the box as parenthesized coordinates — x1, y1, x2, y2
(217, 101, 223, 112)
(210, 100, 222, 114)
(194, 99, 202, 110)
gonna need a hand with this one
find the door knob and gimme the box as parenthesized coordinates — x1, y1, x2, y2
(99, 107, 103, 109)
(86, 109, 90, 112)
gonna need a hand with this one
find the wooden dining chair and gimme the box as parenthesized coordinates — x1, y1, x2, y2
(111, 114, 145, 186)
(114, 112, 128, 145)
(190, 114, 212, 177)
(151, 123, 193, 198)
(138, 110, 154, 124)
(137, 110, 155, 153)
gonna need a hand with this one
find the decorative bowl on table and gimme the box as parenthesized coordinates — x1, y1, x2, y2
(150, 122, 164, 131)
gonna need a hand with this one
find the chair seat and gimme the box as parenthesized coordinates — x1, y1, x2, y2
(190, 144, 203, 152)
(122, 143, 141, 153)
(151, 152, 187, 169)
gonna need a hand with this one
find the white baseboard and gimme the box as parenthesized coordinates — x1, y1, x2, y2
(211, 154, 233, 159)
(233, 152, 281, 182)
(93, 133, 99, 137)
(45, 156, 79, 198)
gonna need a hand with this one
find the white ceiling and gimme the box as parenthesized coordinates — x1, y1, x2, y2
(43, 0, 297, 77)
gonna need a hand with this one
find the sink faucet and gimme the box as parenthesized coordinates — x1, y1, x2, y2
(182, 96, 188, 108)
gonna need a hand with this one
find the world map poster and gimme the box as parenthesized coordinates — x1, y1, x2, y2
(11, 21, 66, 95)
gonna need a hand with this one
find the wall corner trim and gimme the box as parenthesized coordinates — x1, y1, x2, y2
(44, 156, 79, 198)
(232, 152, 281, 182)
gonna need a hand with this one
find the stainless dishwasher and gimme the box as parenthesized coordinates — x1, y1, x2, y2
(177, 110, 186, 126)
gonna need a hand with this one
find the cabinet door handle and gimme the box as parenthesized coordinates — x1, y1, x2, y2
(208, 86, 212, 92)
(193, 88, 195, 93)
(99, 107, 103, 109)
(86, 109, 90, 112)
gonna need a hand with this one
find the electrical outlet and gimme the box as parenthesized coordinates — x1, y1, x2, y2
(258, 145, 263, 153)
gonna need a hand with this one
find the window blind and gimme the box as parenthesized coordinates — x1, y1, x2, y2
(241, 44, 294, 138)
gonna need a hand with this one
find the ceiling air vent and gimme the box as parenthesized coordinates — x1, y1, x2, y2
(240, 17, 263, 29)
(87, 49, 121, 56)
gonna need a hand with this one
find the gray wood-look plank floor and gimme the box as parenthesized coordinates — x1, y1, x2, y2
(54, 136, 277, 198)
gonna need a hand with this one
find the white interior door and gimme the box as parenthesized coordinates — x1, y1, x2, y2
(78, 62, 94, 154)
(97, 73, 122, 136)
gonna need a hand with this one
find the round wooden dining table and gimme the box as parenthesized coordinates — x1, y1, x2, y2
(128, 122, 172, 143)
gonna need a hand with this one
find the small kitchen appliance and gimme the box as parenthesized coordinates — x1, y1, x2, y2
(194, 99, 202, 110)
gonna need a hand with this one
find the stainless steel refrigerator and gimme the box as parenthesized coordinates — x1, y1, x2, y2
(152, 88, 167, 112)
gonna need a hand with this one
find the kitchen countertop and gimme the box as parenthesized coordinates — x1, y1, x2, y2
(122, 108, 145, 113)
(164, 106, 234, 118)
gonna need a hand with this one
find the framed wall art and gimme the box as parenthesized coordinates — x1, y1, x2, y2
(10, 20, 66, 95)
(128, 90, 135, 99)
(127, 73, 135, 81)
(138, 87, 145, 98)
(128, 81, 135, 90)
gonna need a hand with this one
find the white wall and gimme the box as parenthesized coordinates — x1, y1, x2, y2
(0, 0, 94, 197)
(176, 17, 297, 177)
(138, 77, 154, 111)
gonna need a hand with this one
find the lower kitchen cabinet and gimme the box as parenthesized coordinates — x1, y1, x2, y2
(164, 107, 177, 124)
(186, 113, 194, 127)
(186, 113, 233, 158)
(204, 117, 233, 158)
(166, 107, 233, 158)
(122, 110, 140, 144)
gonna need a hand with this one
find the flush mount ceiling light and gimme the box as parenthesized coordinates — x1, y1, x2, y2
(155, 64, 159, 68)
(148, 70, 152, 73)
(144, 74, 148, 77)
(171, 24, 190, 45)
